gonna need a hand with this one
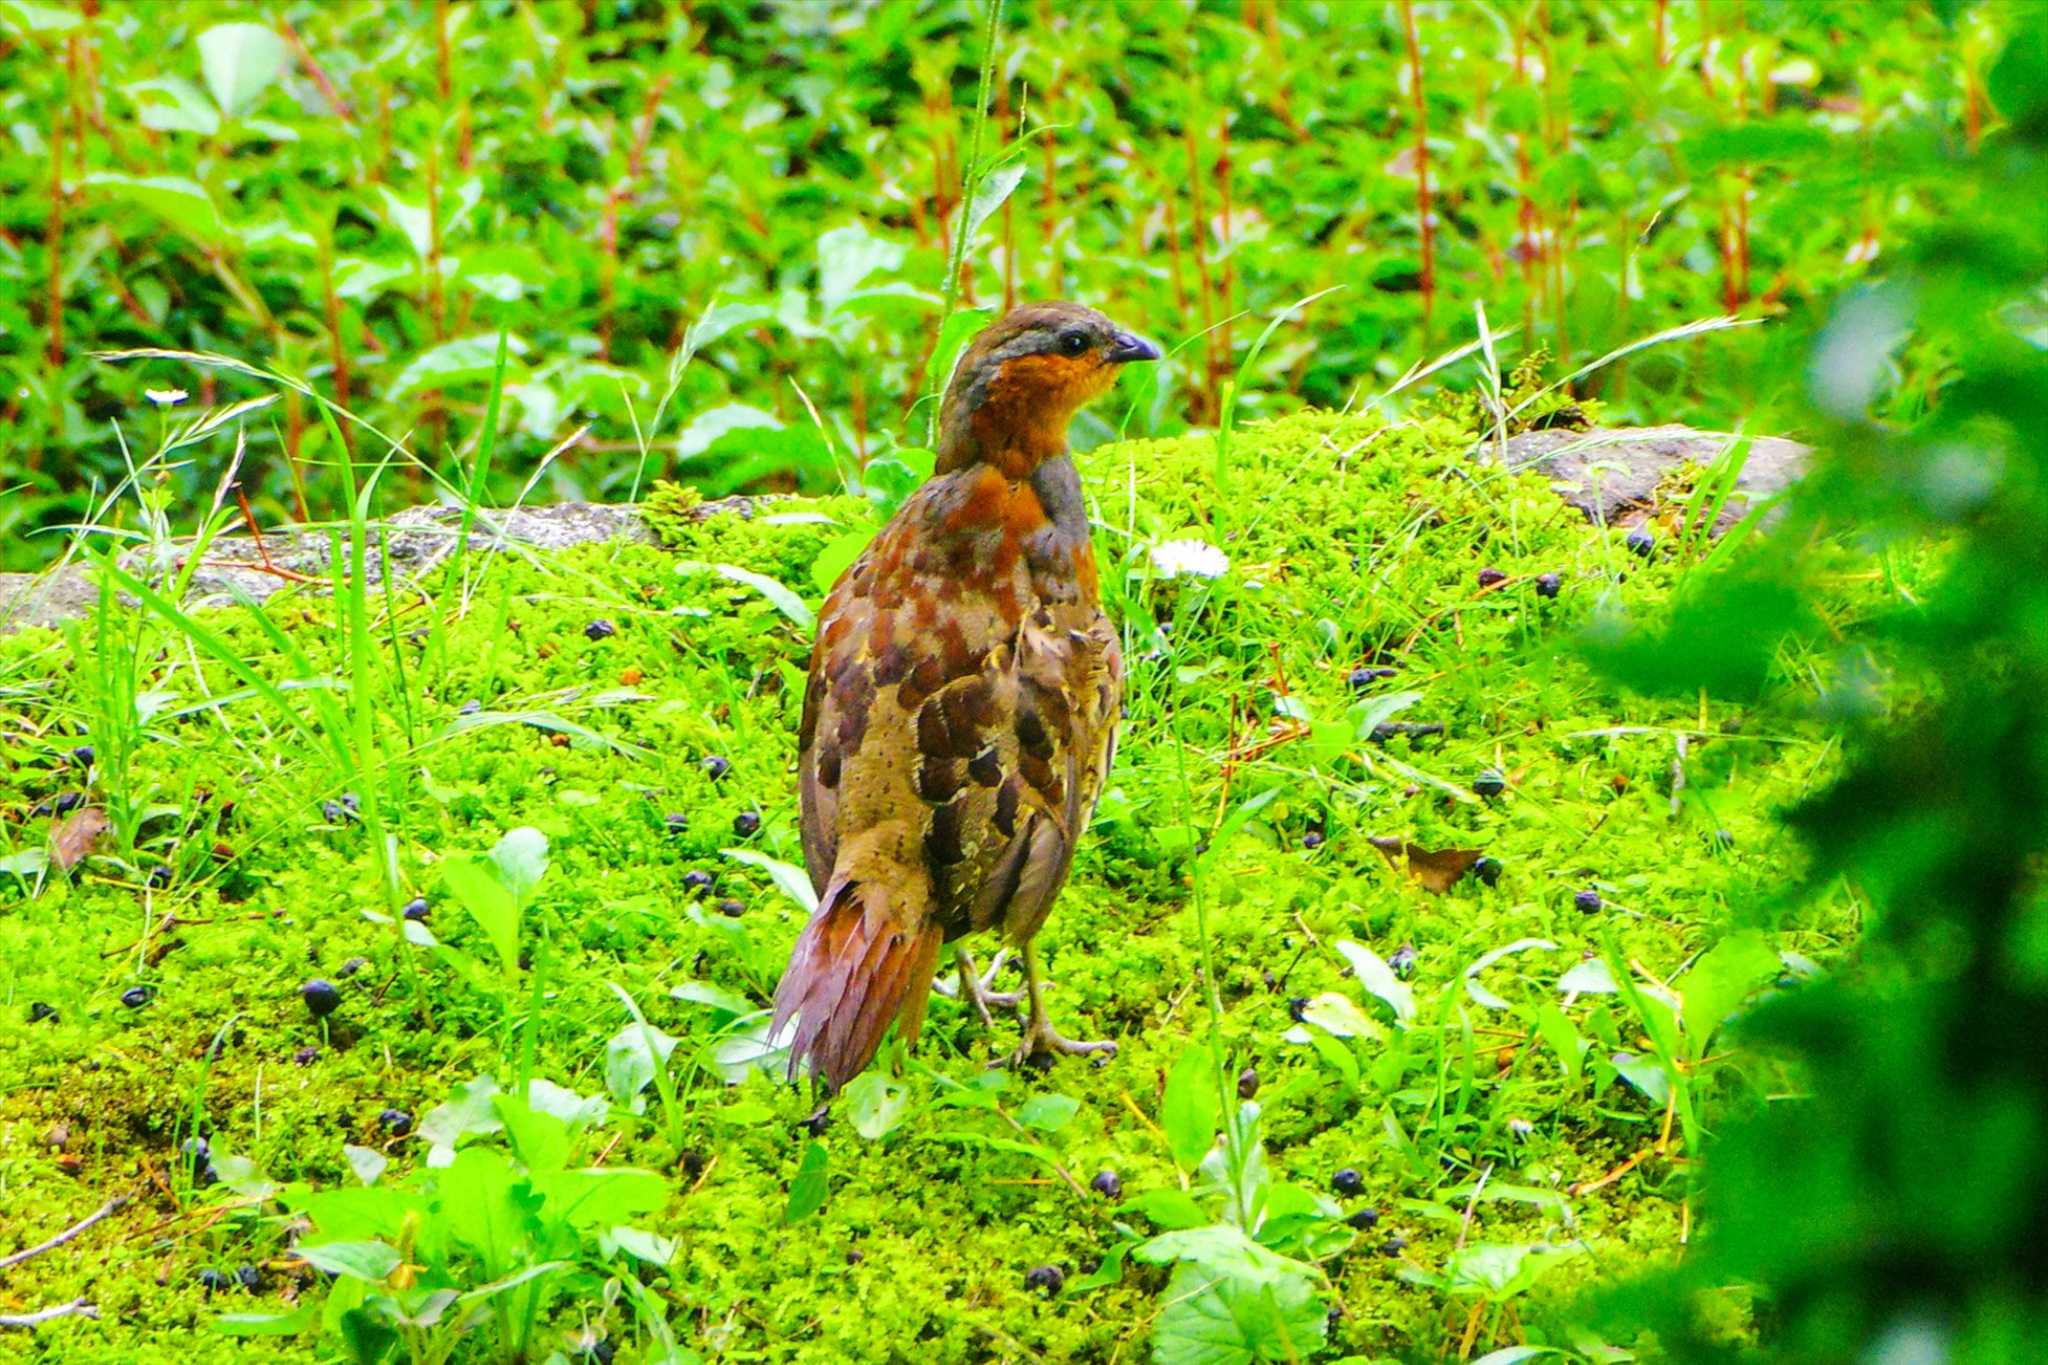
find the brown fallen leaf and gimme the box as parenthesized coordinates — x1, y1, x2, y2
(1367, 835, 1484, 893)
(50, 806, 110, 872)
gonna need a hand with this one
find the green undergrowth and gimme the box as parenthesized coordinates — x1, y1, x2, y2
(0, 408, 1928, 1363)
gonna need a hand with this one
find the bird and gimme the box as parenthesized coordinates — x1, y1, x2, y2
(770, 301, 1161, 1093)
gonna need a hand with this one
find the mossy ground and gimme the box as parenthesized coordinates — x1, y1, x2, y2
(0, 408, 1921, 1364)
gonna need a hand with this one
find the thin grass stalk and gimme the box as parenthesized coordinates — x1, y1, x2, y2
(1181, 74, 1216, 420)
(926, 0, 1004, 447)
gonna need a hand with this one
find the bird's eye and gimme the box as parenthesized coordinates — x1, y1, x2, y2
(1058, 330, 1090, 357)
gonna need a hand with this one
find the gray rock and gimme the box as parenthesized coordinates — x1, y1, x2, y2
(0, 501, 657, 636)
(1475, 424, 1809, 531)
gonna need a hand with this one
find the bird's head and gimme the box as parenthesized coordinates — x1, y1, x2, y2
(935, 302, 1161, 476)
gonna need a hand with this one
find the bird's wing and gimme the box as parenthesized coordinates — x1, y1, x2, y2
(797, 552, 865, 897)
(946, 601, 1123, 944)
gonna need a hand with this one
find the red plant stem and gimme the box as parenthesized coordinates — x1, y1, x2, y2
(435, 0, 452, 102)
(1163, 187, 1189, 318)
(280, 18, 353, 121)
(1181, 62, 1216, 420)
(1216, 109, 1235, 386)
(1654, 0, 1669, 67)
(425, 137, 444, 338)
(600, 183, 618, 363)
(1516, 135, 1536, 338)
(1398, 0, 1435, 337)
(320, 242, 355, 455)
(45, 102, 63, 374)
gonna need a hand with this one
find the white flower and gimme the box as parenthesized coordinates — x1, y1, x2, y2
(1149, 538, 1229, 581)
(145, 388, 189, 407)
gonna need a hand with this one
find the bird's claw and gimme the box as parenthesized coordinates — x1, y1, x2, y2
(935, 949, 1023, 1028)
(993, 1021, 1117, 1070)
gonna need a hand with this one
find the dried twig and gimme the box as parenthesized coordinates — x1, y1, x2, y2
(0, 1298, 100, 1329)
(0, 1194, 129, 1272)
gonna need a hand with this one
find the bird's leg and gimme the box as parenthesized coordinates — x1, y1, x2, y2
(1002, 940, 1116, 1066)
(931, 947, 1022, 1027)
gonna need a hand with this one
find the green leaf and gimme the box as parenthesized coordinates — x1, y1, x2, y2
(342, 1144, 386, 1187)
(440, 853, 521, 980)
(1532, 1001, 1587, 1085)
(811, 528, 872, 594)
(784, 1140, 829, 1223)
(603, 1019, 678, 1109)
(214, 1306, 317, 1336)
(295, 1239, 401, 1283)
(817, 224, 907, 312)
(124, 77, 221, 135)
(719, 846, 820, 912)
(83, 174, 224, 247)
(1138, 1226, 1327, 1365)
(604, 1224, 677, 1266)
(388, 335, 530, 401)
(198, 22, 288, 117)
(1162, 1041, 1221, 1170)
(962, 161, 1026, 247)
(1610, 1052, 1672, 1106)
(536, 1167, 668, 1229)
(842, 1071, 911, 1140)
(0, 0, 81, 34)
(490, 826, 549, 911)
(1679, 931, 1778, 1053)
(677, 562, 815, 630)
(1334, 940, 1415, 1025)
(1126, 1187, 1210, 1230)
(1014, 1093, 1080, 1133)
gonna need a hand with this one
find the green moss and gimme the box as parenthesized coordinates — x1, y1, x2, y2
(0, 409, 1930, 1362)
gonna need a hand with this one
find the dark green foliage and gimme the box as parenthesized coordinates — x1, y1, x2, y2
(1590, 10, 2048, 1357)
(0, 1, 2003, 568)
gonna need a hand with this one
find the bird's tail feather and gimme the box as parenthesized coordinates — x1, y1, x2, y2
(770, 876, 942, 1093)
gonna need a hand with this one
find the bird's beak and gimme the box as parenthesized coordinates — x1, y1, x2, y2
(1105, 331, 1162, 364)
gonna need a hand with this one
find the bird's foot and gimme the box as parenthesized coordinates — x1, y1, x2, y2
(995, 1015, 1117, 1070)
(933, 949, 1023, 1028)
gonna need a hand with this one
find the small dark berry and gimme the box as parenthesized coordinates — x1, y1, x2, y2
(682, 869, 714, 895)
(1473, 856, 1503, 887)
(1574, 889, 1603, 914)
(340, 793, 360, 814)
(1380, 1235, 1408, 1257)
(28, 1002, 58, 1024)
(1389, 944, 1418, 978)
(233, 1264, 260, 1291)
(664, 812, 690, 835)
(1333, 1167, 1364, 1197)
(1024, 1264, 1065, 1294)
(1625, 528, 1655, 557)
(1347, 667, 1373, 691)
(301, 978, 342, 1018)
(121, 985, 153, 1008)
(716, 898, 746, 917)
(401, 897, 430, 922)
(1473, 769, 1505, 798)
(798, 1107, 830, 1137)
(1710, 829, 1735, 849)
(71, 745, 95, 765)
(846, 1248, 866, 1265)
(180, 1137, 212, 1178)
(1347, 1206, 1381, 1230)
(589, 1341, 615, 1365)
(293, 1045, 321, 1066)
(55, 790, 85, 815)
(148, 864, 172, 889)
(1476, 567, 1507, 588)
(1327, 1305, 1345, 1326)
(336, 956, 370, 979)
(1089, 1169, 1122, 1199)
(680, 1150, 707, 1178)
(584, 618, 617, 640)
(196, 1267, 230, 1293)
(378, 1108, 412, 1136)
(1301, 829, 1324, 851)
(702, 754, 731, 781)
(1237, 1067, 1260, 1100)
(732, 810, 762, 838)
(458, 699, 482, 716)
(1287, 996, 1310, 1023)
(1535, 572, 1562, 599)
